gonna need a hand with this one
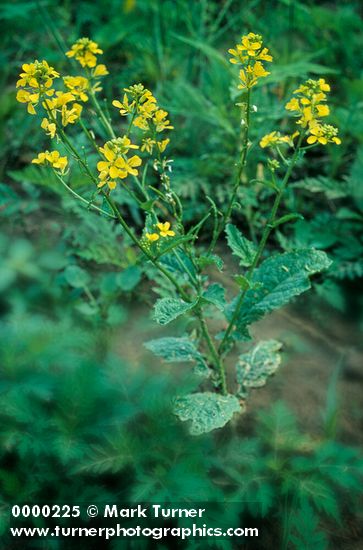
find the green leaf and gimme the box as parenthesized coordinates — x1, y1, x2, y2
(153, 297, 197, 325)
(202, 283, 226, 311)
(289, 501, 328, 550)
(64, 265, 90, 288)
(144, 336, 202, 363)
(228, 249, 331, 330)
(225, 224, 257, 267)
(174, 392, 242, 435)
(155, 235, 194, 258)
(236, 340, 282, 397)
(100, 197, 115, 218)
(272, 213, 304, 228)
(139, 199, 155, 212)
(292, 176, 348, 200)
(117, 266, 141, 291)
(144, 336, 209, 376)
(197, 254, 224, 271)
(234, 275, 251, 290)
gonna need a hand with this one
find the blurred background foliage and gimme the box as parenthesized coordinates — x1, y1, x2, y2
(0, 0, 362, 548)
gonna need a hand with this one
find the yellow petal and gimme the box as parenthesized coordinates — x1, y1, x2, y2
(109, 165, 120, 179)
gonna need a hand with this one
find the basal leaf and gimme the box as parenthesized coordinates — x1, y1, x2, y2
(236, 340, 282, 397)
(174, 392, 242, 435)
(153, 297, 197, 325)
(225, 224, 257, 267)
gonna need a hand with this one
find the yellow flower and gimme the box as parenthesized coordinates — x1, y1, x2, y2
(238, 61, 270, 89)
(43, 92, 75, 113)
(112, 94, 135, 116)
(157, 222, 175, 237)
(92, 64, 109, 77)
(61, 103, 83, 126)
(66, 38, 103, 68)
(16, 89, 40, 114)
(153, 109, 174, 132)
(146, 233, 159, 242)
(306, 123, 341, 145)
(16, 60, 59, 114)
(316, 104, 330, 117)
(63, 76, 89, 102)
(298, 106, 313, 128)
(32, 150, 68, 172)
(285, 97, 300, 112)
(228, 33, 273, 65)
(16, 60, 59, 89)
(157, 138, 170, 152)
(133, 96, 158, 130)
(97, 139, 142, 190)
(241, 33, 262, 56)
(286, 78, 334, 131)
(41, 118, 56, 138)
(259, 131, 292, 148)
(141, 138, 156, 154)
(105, 136, 139, 155)
(97, 144, 128, 180)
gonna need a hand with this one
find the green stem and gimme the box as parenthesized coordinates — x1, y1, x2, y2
(54, 172, 115, 218)
(197, 310, 227, 395)
(79, 118, 101, 155)
(89, 89, 116, 139)
(173, 249, 199, 288)
(105, 195, 191, 302)
(44, 99, 190, 302)
(208, 88, 251, 253)
(219, 133, 304, 354)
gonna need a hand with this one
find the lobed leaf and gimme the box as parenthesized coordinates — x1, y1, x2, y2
(144, 336, 203, 364)
(202, 283, 226, 311)
(236, 340, 282, 397)
(174, 392, 242, 435)
(225, 224, 257, 267)
(153, 297, 197, 325)
(227, 249, 331, 331)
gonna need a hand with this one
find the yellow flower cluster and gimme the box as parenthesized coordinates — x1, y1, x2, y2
(16, 60, 59, 114)
(146, 222, 175, 242)
(228, 33, 272, 90)
(65, 39, 108, 92)
(97, 137, 142, 190)
(260, 131, 298, 149)
(43, 91, 83, 131)
(16, 40, 109, 142)
(141, 138, 170, 154)
(285, 79, 341, 145)
(63, 76, 89, 102)
(66, 38, 102, 68)
(31, 150, 68, 173)
(112, 84, 173, 154)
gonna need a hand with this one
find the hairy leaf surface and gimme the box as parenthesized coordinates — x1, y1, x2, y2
(227, 249, 331, 330)
(174, 392, 242, 435)
(236, 340, 282, 397)
(153, 297, 197, 325)
(225, 224, 257, 267)
(202, 283, 226, 311)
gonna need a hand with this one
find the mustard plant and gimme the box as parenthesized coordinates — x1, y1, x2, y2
(16, 33, 341, 434)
